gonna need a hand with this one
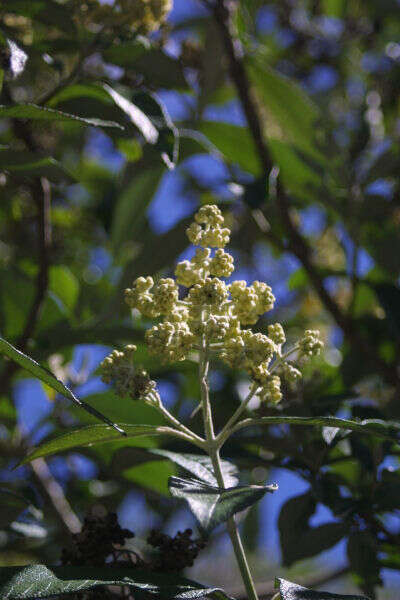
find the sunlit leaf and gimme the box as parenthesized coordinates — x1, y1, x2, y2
(276, 578, 370, 600)
(20, 424, 186, 465)
(0, 104, 123, 129)
(0, 564, 231, 600)
(169, 475, 277, 535)
(151, 449, 239, 486)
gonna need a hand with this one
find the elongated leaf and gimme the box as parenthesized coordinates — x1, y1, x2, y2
(151, 450, 239, 486)
(0, 337, 125, 435)
(0, 565, 231, 600)
(0, 488, 30, 528)
(111, 166, 163, 254)
(200, 121, 260, 175)
(20, 424, 186, 465)
(103, 84, 158, 144)
(247, 58, 320, 157)
(0, 150, 74, 182)
(0, 104, 123, 129)
(169, 476, 277, 535)
(233, 416, 400, 442)
(276, 578, 369, 600)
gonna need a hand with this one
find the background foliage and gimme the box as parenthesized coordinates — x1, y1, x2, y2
(0, 0, 400, 599)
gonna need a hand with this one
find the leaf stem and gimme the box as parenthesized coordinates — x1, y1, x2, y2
(149, 393, 206, 448)
(216, 383, 259, 447)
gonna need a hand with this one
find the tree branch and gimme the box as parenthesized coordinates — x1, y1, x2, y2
(0, 86, 52, 393)
(207, 0, 399, 386)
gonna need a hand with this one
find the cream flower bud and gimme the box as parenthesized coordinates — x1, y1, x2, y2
(258, 375, 282, 404)
(299, 329, 323, 357)
(210, 249, 234, 278)
(282, 362, 302, 382)
(153, 278, 179, 314)
(268, 323, 286, 346)
(175, 261, 201, 287)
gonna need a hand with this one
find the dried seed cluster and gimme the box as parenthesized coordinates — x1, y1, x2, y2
(147, 528, 206, 571)
(107, 205, 323, 406)
(61, 512, 134, 567)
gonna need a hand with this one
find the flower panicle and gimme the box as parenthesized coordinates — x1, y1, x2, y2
(102, 204, 323, 406)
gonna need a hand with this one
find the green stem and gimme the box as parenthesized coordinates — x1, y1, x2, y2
(198, 314, 259, 600)
(148, 392, 206, 448)
(216, 383, 259, 446)
(269, 343, 300, 374)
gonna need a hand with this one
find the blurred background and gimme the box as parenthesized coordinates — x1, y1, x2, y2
(0, 0, 400, 598)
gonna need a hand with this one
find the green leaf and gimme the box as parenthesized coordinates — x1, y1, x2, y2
(122, 459, 176, 495)
(103, 40, 188, 90)
(0, 488, 30, 528)
(0, 104, 123, 129)
(247, 58, 320, 157)
(20, 424, 184, 465)
(0, 150, 74, 182)
(0, 565, 231, 600)
(233, 416, 400, 443)
(0, 337, 125, 435)
(276, 578, 370, 600)
(169, 475, 277, 535)
(49, 266, 79, 313)
(111, 166, 163, 255)
(278, 491, 347, 566)
(150, 450, 239, 486)
(199, 121, 260, 175)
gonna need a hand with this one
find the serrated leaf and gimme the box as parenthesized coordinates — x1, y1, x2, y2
(151, 450, 239, 486)
(0, 565, 231, 600)
(0, 337, 125, 435)
(233, 416, 400, 443)
(169, 476, 277, 535)
(20, 424, 184, 465)
(0, 104, 123, 129)
(276, 578, 370, 600)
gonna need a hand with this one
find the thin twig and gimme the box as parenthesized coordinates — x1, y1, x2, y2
(30, 457, 81, 535)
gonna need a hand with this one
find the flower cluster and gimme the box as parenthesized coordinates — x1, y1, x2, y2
(118, 0, 173, 32)
(100, 345, 155, 401)
(116, 204, 323, 406)
(78, 0, 172, 34)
